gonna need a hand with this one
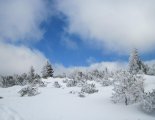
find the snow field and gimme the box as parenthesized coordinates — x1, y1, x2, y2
(0, 76, 155, 120)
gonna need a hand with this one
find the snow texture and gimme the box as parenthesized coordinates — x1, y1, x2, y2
(0, 76, 155, 120)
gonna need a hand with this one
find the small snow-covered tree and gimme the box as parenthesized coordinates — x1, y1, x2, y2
(112, 70, 144, 105)
(66, 79, 77, 87)
(53, 81, 61, 88)
(81, 83, 98, 94)
(42, 61, 54, 79)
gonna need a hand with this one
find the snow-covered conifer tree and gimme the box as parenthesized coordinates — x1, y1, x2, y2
(129, 48, 141, 74)
(28, 66, 35, 83)
(112, 70, 144, 105)
(42, 61, 54, 79)
(129, 48, 148, 74)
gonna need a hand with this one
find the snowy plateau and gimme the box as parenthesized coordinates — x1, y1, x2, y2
(0, 75, 155, 120)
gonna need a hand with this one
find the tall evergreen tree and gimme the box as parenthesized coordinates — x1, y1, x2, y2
(28, 66, 35, 83)
(129, 48, 141, 74)
(42, 61, 54, 79)
(129, 48, 148, 74)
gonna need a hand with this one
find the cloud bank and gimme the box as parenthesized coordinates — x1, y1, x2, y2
(57, 0, 155, 54)
(0, 0, 52, 75)
(0, 0, 50, 42)
(54, 61, 127, 76)
(0, 42, 47, 75)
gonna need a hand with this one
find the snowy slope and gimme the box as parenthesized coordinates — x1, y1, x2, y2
(0, 77, 155, 120)
(144, 75, 155, 92)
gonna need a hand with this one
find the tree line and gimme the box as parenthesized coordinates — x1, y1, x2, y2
(0, 61, 54, 87)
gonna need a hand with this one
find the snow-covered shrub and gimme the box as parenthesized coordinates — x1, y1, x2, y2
(102, 80, 110, 86)
(78, 92, 85, 97)
(0, 76, 16, 87)
(67, 68, 113, 83)
(76, 80, 87, 87)
(14, 73, 29, 86)
(142, 90, 155, 112)
(0, 77, 2, 87)
(31, 78, 46, 87)
(63, 79, 68, 83)
(101, 78, 112, 86)
(0, 74, 28, 87)
(69, 90, 77, 94)
(112, 70, 144, 105)
(18, 86, 39, 97)
(68, 70, 86, 81)
(53, 81, 61, 88)
(81, 83, 98, 94)
(0, 76, 3, 87)
(91, 69, 105, 81)
(66, 80, 77, 87)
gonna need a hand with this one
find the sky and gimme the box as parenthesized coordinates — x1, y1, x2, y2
(0, 0, 155, 75)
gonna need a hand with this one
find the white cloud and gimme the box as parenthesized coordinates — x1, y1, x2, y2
(0, 42, 47, 75)
(0, 0, 52, 75)
(53, 63, 68, 76)
(88, 61, 127, 71)
(0, 0, 51, 42)
(54, 61, 127, 76)
(57, 0, 155, 54)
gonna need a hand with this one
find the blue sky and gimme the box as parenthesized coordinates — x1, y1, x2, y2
(34, 12, 155, 67)
(34, 14, 129, 67)
(1, 0, 155, 75)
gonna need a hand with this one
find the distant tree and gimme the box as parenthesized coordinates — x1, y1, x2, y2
(112, 70, 144, 105)
(129, 48, 148, 74)
(68, 70, 84, 80)
(129, 48, 141, 74)
(28, 66, 36, 83)
(0, 75, 16, 87)
(147, 64, 155, 75)
(42, 61, 54, 79)
(139, 61, 149, 74)
(13, 74, 28, 86)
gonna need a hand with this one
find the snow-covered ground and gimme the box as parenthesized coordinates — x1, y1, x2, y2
(144, 75, 155, 92)
(0, 76, 155, 120)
